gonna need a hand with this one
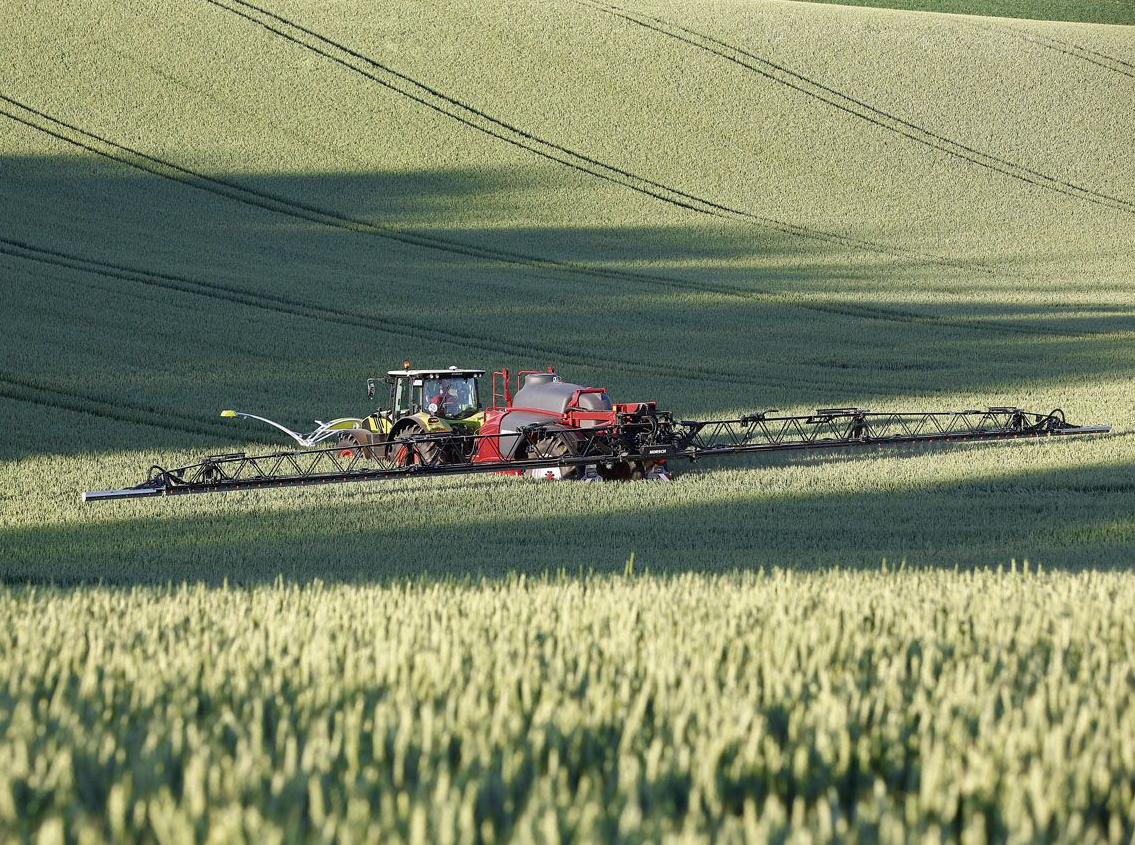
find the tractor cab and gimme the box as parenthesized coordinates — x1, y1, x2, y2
(365, 365, 486, 435)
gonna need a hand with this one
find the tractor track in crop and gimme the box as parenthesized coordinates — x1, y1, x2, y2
(580, 0, 1135, 217)
(0, 95, 930, 310)
(0, 239, 645, 378)
(4, 231, 1076, 417)
(0, 95, 685, 288)
(1, 97, 1064, 344)
(2, 237, 903, 395)
(977, 21, 1135, 81)
(201, 0, 986, 273)
(792, 301, 1087, 338)
(0, 373, 244, 441)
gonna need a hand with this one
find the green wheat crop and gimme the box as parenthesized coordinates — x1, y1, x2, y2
(1, 0, 1133, 839)
(3, 570, 1135, 843)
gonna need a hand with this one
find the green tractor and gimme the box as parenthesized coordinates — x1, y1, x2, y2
(336, 365, 486, 463)
(222, 364, 485, 464)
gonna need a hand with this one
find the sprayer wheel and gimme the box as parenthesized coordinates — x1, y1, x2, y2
(532, 434, 579, 479)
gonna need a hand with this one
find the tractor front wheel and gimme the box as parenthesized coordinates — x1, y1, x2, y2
(337, 430, 385, 463)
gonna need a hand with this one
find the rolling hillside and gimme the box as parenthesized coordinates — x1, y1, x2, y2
(3, 2, 1135, 840)
(2, 0, 1132, 577)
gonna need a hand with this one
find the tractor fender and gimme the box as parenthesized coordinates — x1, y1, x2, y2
(395, 412, 453, 435)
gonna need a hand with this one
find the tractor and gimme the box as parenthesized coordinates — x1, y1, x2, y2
(221, 362, 485, 463)
(336, 363, 486, 464)
(340, 364, 645, 474)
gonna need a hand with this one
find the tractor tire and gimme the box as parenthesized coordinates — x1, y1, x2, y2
(597, 460, 649, 481)
(337, 429, 385, 463)
(391, 423, 442, 467)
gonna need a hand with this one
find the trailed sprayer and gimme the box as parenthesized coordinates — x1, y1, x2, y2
(83, 363, 1110, 501)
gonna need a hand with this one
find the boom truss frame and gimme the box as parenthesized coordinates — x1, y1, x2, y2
(82, 406, 1109, 502)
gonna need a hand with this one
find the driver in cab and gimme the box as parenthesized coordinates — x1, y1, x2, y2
(427, 379, 461, 416)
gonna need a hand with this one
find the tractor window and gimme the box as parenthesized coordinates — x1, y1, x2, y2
(422, 376, 480, 419)
(393, 379, 412, 415)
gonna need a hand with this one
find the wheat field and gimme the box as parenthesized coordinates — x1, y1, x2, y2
(1, 0, 1133, 839)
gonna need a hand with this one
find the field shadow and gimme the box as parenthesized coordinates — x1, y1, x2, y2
(2, 453, 1132, 586)
(1, 154, 1131, 463)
